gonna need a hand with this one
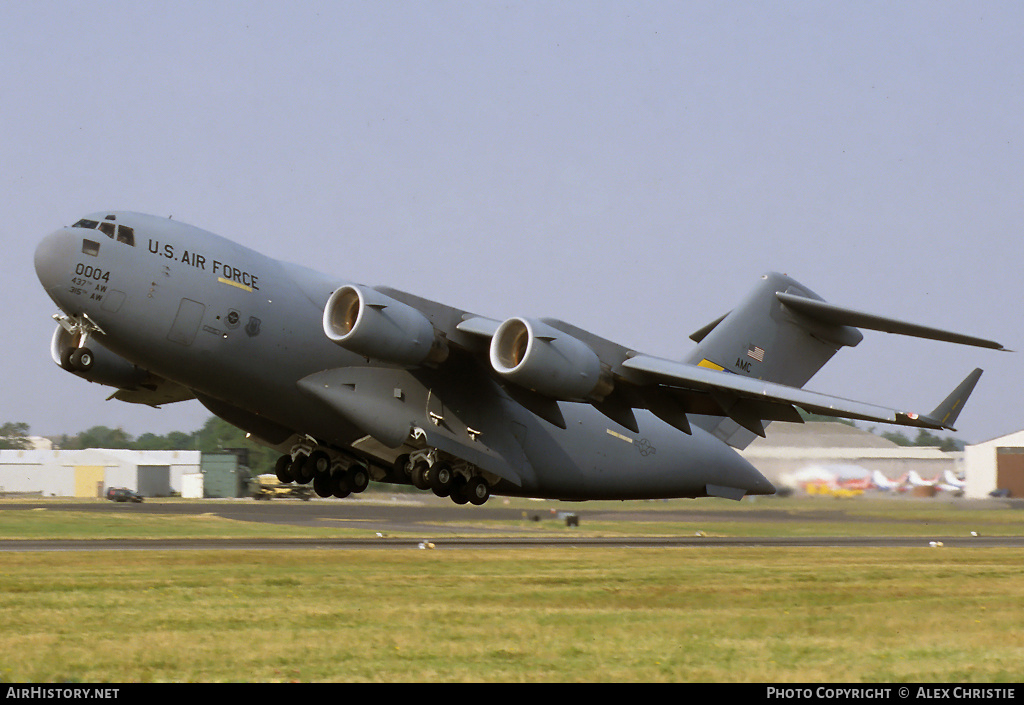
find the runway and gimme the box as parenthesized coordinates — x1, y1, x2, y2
(4, 535, 1024, 551)
(2, 495, 1023, 550)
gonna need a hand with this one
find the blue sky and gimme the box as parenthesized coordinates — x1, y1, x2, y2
(3, 1, 1021, 444)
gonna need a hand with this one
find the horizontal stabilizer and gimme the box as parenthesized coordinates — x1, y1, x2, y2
(776, 292, 1007, 351)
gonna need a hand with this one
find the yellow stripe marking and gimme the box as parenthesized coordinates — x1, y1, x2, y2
(698, 359, 725, 371)
(218, 277, 253, 292)
(606, 429, 633, 443)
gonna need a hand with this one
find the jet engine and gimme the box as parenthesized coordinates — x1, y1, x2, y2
(489, 317, 612, 401)
(50, 324, 149, 389)
(323, 285, 448, 366)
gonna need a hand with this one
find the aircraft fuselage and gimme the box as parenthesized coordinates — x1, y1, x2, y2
(35, 212, 774, 502)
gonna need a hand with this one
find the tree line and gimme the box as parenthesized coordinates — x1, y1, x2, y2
(0, 418, 282, 474)
(0, 416, 967, 474)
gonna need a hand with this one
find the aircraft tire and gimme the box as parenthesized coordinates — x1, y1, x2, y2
(347, 465, 370, 493)
(308, 450, 332, 476)
(331, 472, 350, 498)
(274, 455, 293, 483)
(465, 476, 490, 506)
(393, 454, 411, 482)
(411, 461, 431, 490)
(448, 475, 468, 504)
(313, 474, 333, 498)
(291, 454, 312, 484)
(69, 347, 94, 371)
(428, 461, 454, 497)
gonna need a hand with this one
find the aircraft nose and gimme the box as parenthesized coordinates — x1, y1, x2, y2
(35, 228, 74, 295)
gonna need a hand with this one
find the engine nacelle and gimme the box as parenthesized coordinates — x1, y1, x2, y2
(489, 317, 612, 401)
(323, 285, 447, 366)
(50, 325, 149, 389)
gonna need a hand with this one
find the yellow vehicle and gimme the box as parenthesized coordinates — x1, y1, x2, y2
(805, 482, 863, 498)
(250, 474, 313, 500)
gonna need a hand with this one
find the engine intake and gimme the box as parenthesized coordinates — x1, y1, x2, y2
(489, 317, 611, 401)
(323, 285, 447, 366)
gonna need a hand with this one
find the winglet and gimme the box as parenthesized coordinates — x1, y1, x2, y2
(899, 368, 984, 431)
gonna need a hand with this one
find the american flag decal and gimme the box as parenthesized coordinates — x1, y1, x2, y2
(747, 345, 765, 362)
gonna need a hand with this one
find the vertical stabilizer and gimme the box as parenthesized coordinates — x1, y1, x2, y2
(683, 273, 863, 447)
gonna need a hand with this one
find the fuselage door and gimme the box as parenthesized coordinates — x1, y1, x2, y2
(168, 298, 206, 346)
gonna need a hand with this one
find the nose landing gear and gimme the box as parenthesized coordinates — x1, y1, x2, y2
(54, 312, 105, 372)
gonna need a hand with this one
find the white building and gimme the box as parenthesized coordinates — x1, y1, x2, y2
(963, 430, 1024, 499)
(740, 422, 962, 493)
(0, 449, 201, 498)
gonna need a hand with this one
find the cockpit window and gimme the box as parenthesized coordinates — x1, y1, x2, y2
(71, 218, 134, 246)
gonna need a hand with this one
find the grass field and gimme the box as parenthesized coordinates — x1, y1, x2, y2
(0, 496, 1022, 682)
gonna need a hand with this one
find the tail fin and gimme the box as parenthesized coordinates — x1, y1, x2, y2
(684, 273, 861, 389)
(684, 272, 1001, 447)
(684, 273, 858, 447)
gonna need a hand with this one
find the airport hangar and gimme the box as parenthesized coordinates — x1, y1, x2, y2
(0, 423, 1021, 499)
(0, 447, 201, 498)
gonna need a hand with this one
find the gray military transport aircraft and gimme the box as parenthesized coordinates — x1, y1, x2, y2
(34, 212, 1006, 505)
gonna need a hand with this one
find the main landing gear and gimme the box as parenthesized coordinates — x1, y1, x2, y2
(274, 446, 370, 499)
(272, 443, 493, 506)
(396, 452, 492, 506)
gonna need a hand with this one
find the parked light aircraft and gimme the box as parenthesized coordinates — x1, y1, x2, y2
(942, 469, 966, 491)
(34, 213, 1006, 505)
(907, 469, 967, 495)
(907, 470, 938, 488)
(871, 470, 906, 492)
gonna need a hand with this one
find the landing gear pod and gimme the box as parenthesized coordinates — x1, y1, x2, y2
(50, 324, 148, 389)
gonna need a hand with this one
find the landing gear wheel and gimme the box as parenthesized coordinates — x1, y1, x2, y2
(411, 461, 431, 490)
(428, 461, 454, 497)
(393, 454, 411, 483)
(290, 454, 312, 484)
(307, 450, 332, 476)
(331, 472, 351, 498)
(69, 347, 94, 372)
(449, 476, 469, 505)
(313, 473, 334, 498)
(465, 476, 490, 506)
(347, 465, 370, 494)
(275, 454, 293, 483)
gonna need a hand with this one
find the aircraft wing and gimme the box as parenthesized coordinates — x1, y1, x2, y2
(454, 313, 985, 437)
(620, 354, 983, 435)
(349, 282, 994, 445)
